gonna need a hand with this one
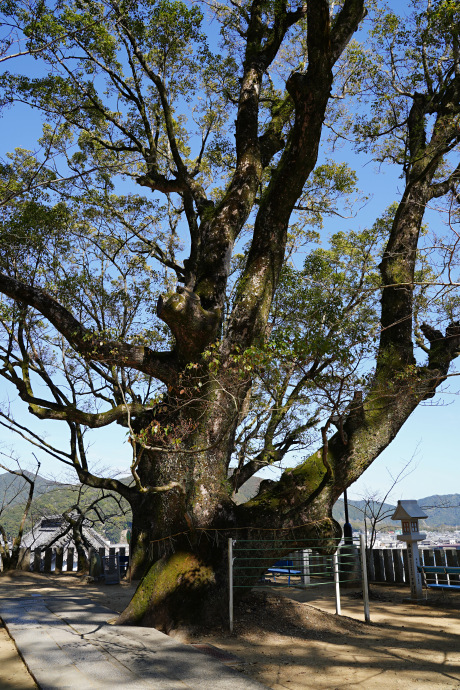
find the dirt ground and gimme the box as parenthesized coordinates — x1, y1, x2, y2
(1, 571, 460, 689)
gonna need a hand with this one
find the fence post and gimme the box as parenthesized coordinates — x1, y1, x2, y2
(372, 549, 385, 582)
(301, 549, 310, 586)
(402, 549, 410, 584)
(18, 547, 30, 571)
(422, 549, 436, 585)
(228, 538, 233, 633)
(66, 547, 74, 572)
(55, 546, 63, 575)
(366, 548, 375, 582)
(333, 552, 341, 615)
(33, 548, 41, 572)
(44, 548, 52, 573)
(383, 549, 395, 583)
(107, 546, 115, 575)
(446, 549, 459, 583)
(392, 548, 405, 584)
(359, 534, 370, 624)
(434, 549, 448, 585)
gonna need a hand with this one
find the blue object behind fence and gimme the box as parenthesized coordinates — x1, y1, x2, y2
(268, 559, 301, 585)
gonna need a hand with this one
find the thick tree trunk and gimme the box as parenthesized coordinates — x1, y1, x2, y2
(120, 452, 238, 630)
(118, 401, 343, 632)
(119, 487, 341, 633)
(120, 384, 241, 630)
(117, 329, 451, 632)
(119, 531, 231, 632)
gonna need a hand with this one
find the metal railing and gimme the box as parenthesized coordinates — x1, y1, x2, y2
(228, 533, 370, 631)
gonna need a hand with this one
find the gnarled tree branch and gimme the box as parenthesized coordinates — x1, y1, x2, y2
(0, 273, 178, 384)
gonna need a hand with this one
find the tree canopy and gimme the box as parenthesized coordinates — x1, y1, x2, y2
(0, 0, 459, 631)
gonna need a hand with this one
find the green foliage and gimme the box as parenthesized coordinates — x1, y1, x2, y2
(337, 1, 459, 169)
(0, 152, 175, 418)
(273, 221, 384, 365)
(0, 0, 237, 191)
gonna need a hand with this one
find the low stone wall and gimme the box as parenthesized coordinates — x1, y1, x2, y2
(367, 547, 460, 585)
(0, 545, 127, 574)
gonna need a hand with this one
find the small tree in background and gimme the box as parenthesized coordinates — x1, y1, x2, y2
(354, 459, 417, 553)
(31, 487, 131, 573)
(0, 455, 40, 570)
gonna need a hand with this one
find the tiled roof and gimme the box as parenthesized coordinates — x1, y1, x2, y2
(21, 514, 110, 551)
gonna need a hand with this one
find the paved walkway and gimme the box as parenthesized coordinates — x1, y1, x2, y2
(0, 593, 268, 689)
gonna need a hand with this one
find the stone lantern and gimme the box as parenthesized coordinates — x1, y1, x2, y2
(391, 500, 427, 601)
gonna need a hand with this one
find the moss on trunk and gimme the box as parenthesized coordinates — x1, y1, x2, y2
(117, 549, 221, 632)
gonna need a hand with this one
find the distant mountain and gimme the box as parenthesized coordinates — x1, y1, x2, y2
(418, 494, 460, 530)
(332, 499, 395, 528)
(0, 472, 130, 543)
(0, 471, 67, 509)
(333, 494, 460, 531)
(2, 469, 460, 544)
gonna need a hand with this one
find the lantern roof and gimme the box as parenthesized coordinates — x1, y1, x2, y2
(391, 500, 427, 521)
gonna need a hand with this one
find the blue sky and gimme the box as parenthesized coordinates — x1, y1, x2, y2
(0, 1, 459, 504)
(317, 146, 460, 502)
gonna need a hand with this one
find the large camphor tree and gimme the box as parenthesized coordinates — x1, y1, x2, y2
(0, 0, 459, 630)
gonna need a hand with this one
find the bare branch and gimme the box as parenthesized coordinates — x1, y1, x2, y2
(0, 273, 178, 384)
